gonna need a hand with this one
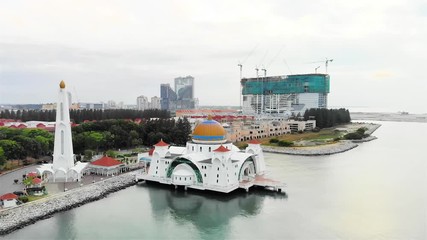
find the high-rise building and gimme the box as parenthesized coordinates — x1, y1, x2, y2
(174, 76, 194, 100)
(160, 76, 197, 112)
(241, 73, 330, 115)
(150, 96, 161, 109)
(136, 95, 150, 111)
(160, 84, 177, 111)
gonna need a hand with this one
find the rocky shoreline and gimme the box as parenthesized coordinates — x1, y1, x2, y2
(262, 141, 359, 156)
(262, 123, 381, 156)
(0, 172, 137, 236)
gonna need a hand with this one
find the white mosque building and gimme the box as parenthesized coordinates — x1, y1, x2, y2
(37, 81, 88, 182)
(136, 116, 283, 193)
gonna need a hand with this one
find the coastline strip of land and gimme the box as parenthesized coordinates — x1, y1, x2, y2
(262, 123, 381, 156)
(0, 172, 136, 236)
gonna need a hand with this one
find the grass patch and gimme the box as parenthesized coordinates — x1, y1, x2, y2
(261, 129, 343, 145)
(28, 195, 48, 202)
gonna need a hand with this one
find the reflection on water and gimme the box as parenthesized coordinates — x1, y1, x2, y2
(2, 121, 426, 239)
(143, 183, 287, 239)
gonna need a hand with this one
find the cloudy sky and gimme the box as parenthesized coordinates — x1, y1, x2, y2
(0, 0, 426, 113)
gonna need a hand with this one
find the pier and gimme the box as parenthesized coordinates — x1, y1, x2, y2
(239, 175, 285, 193)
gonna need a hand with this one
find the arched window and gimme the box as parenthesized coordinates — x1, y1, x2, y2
(61, 130, 64, 155)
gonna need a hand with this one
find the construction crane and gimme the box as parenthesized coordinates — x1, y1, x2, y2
(238, 63, 243, 111)
(261, 68, 267, 77)
(309, 58, 334, 73)
(315, 66, 321, 73)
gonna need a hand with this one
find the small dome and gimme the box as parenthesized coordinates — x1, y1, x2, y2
(192, 117, 227, 144)
(60, 80, 66, 89)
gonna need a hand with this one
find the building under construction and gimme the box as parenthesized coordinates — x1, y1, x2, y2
(241, 73, 330, 115)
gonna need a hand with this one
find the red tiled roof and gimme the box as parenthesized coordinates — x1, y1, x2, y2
(17, 124, 27, 128)
(148, 148, 155, 156)
(0, 122, 4, 126)
(27, 172, 38, 178)
(213, 145, 230, 152)
(32, 178, 42, 184)
(36, 123, 46, 128)
(154, 139, 169, 147)
(0, 193, 18, 200)
(248, 139, 261, 144)
(90, 156, 123, 167)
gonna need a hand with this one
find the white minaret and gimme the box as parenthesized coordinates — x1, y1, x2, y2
(52, 80, 75, 171)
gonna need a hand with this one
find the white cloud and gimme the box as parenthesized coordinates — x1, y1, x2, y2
(0, 0, 426, 112)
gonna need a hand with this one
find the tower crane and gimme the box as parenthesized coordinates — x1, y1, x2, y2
(309, 58, 334, 73)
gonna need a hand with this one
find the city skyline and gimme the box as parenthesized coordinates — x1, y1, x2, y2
(1, 0, 426, 113)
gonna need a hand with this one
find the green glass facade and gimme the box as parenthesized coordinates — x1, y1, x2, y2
(241, 74, 330, 95)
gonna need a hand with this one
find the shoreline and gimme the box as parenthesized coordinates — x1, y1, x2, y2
(0, 172, 137, 236)
(262, 123, 381, 156)
(262, 141, 359, 156)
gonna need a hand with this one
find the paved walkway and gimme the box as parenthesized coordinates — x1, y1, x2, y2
(0, 165, 119, 195)
(0, 166, 39, 195)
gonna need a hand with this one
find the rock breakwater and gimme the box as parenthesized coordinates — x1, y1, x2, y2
(262, 141, 358, 156)
(0, 172, 136, 235)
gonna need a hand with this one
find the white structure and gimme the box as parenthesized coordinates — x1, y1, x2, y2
(0, 193, 19, 208)
(136, 95, 149, 110)
(136, 117, 282, 193)
(150, 96, 161, 109)
(38, 81, 88, 182)
(137, 95, 161, 110)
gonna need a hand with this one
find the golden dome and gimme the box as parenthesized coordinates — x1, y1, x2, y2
(192, 118, 227, 143)
(59, 80, 66, 89)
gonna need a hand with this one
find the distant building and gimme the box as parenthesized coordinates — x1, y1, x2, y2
(136, 95, 161, 110)
(150, 96, 161, 109)
(241, 73, 330, 115)
(79, 102, 104, 110)
(160, 83, 177, 111)
(137, 96, 150, 110)
(160, 76, 197, 112)
(175, 76, 194, 100)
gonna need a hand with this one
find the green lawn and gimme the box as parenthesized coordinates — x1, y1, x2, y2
(27, 195, 47, 202)
(236, 128, 345, 148)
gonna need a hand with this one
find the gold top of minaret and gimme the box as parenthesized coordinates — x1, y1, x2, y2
(60, 80, 65, 89)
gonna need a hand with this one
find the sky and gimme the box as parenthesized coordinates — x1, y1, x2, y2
(0, 0, 426, 113)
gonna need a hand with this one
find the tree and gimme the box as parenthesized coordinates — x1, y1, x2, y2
(0, 140, 25, 160)
(84, 131, 105, 153)
(0, 147, 5, 166)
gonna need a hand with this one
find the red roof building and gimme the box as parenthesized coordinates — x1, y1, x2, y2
(148, 148, 155, 156)
(154, 139, 169, 147)
(90, 156, 123, 167)
(27, 172, 38, 178)
(32, 178, 42, 185)
(248, 139, 261, 144)
(88, 156, 124, 176)
(0, 193, 18, 200)
(213, 145, 230, 152)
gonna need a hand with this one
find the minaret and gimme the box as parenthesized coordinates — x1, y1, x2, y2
(52, 80, 75, 171)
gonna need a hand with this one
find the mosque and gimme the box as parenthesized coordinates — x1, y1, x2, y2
(136, 116, 284, 193)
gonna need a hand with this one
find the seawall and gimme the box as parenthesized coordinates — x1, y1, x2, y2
(262, 141, 358, 156)
(0, 172, 136, 236)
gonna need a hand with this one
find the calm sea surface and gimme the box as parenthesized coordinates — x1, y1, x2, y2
(3, 121, 427, 240)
